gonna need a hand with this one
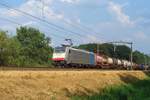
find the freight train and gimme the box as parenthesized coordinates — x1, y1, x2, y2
(52, 47, 148, 70)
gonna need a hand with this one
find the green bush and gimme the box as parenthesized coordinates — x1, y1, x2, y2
(72, 78, 150, 100)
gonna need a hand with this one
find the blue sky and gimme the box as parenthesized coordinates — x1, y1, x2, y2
(0, 0, 150, 54)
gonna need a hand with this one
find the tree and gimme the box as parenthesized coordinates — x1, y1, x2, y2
(78, 43, 97, 53)
(100, 43, 114, 57)
(0, 30, 24, 66)
(7, 37, 22, 66)
(16, 27, 53, 66)
(115, 45, 131, 60)
(0, 31, 9, 65)
(133, 51, 146, 64)
(78, 43, 115, 57)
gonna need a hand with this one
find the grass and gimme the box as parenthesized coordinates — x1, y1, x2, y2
(72, 77, 150, 100)
(0, 70, 148, 100)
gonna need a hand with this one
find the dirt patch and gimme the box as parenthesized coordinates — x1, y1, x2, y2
(0, 70, 148, 100)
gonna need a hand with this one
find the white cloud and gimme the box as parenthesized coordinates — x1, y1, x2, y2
(64, 18, 81, 25)
(0, 0, 67, 36)
(22, 21, 36, 26)
(108, 1, 134, 26)
(20, 0, 54, 18)
(65, 19, 72, 24)
(60, 0, 80, 4)
(1, 0, 64, 20)
(0, 8, 20, 17)
(76, 19, 81, 24)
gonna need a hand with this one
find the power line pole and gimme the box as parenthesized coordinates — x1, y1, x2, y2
(106, 41, 133, 70)
(97, 43, 99, 55)
(131, 42, 133, 70)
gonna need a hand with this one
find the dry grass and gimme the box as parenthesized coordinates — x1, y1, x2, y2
(0, 70, 148, 100)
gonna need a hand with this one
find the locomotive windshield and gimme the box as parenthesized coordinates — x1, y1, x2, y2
(54, 47, 66, 53)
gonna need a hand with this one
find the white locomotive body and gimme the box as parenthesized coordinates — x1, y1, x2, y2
(52, 47, 96, 67)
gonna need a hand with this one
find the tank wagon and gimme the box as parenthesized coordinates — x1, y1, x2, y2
(52, 47, 143, 69)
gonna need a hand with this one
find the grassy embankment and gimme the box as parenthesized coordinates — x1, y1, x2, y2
(72, 72, 150, 100)
(0, 70, 149, 100)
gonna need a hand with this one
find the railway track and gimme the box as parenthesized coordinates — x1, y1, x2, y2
(0, 66, 148, 71)
(0, 67, 96, 71)
(0, 67, 107, 71)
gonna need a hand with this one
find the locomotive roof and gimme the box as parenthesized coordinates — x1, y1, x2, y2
(67, 47, 94, 54)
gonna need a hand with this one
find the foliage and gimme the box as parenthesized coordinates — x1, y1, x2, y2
(0, 31, 9, 65)
(130, 50, 150, 65)
(72, 77, 150, 100)
(16, 27, 53, 66)
(115, 45, 131, 60)
(77, 43, 114, 57)
(0, 27, 53, 67)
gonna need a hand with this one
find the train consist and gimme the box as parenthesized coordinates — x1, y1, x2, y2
(52, 47, 148, 70)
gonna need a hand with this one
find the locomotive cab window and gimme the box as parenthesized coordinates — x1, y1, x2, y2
(55, 47, 66, 53)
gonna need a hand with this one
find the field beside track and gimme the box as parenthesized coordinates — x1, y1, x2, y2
(0, 69, 149, 100)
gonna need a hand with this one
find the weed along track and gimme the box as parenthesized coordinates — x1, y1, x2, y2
(0, 70, 149, 100)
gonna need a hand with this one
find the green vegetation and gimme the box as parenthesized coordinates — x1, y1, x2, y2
(72, 76, 150, 100)
(77, 43, 150, 65)
(0, 27, 53, 67)
(0, 27, 150, 67)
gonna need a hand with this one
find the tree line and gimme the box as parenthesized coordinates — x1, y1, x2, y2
(0, 27, 53, 67)
(77, 43, 150, 65)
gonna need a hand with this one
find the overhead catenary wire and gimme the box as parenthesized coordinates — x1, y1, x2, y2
(0, 1, 100, 44)
(34, 4, 104, 44)
(0, 2, 85, 38)
(35, 2, 105, 40)
(1, 0, 105, 44)
(0, 1, 84, 44)
(35, 5, 89, 33)
(0, 17, 21, 26)
(0, 17, 64, 45)
(0, 16, 81, 44)
(0, 17, 65, 40)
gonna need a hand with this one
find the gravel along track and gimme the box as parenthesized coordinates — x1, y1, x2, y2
(0, 66, 137, 71)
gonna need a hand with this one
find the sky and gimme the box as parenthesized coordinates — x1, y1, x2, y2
(0, 0, 150, 54)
